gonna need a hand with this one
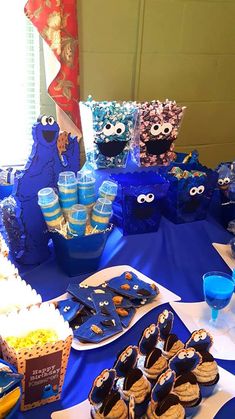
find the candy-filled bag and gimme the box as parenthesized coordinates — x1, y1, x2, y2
(80, 98, 138, 169)
(131, 100, 186, 167)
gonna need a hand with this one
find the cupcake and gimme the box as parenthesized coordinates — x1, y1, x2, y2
(163, 333, 184, 359)
(89, 368, 127, 418)
(186, 329, 219, 397)
(192, 351, 219, 397)
(146, 369, 185, 419)
(121, 368, 151, 417)
(142, 348, 168, 386)
(169, 348, 202, 417)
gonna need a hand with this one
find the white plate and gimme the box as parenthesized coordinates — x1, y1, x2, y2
(51, 366, 235, 419)
(49, 265, 181, 351)
(212, 242, 235, 271)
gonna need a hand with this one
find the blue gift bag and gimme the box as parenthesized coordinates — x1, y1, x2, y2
(111, 171, 169, 235)
(161, 163, 218, 224)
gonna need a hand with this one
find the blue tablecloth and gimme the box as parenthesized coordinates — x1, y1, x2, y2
(16, 215, 234, 419)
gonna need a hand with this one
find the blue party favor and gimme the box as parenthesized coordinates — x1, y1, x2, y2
(111, 171, 169, 235)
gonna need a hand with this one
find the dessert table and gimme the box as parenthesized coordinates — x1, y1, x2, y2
(16, 215, 234, 419)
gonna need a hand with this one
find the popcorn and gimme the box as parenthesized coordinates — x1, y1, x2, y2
(0, 255, 19, 280)
(0, 233, 9, 257)
(5, 329, 58, 351)
(0, 276, 41, 315)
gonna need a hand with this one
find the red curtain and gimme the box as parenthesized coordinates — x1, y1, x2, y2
(25, 0, 81, 134)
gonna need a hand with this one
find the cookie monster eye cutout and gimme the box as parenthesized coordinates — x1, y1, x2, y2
(185, 329, 213, 353)
(169, 348, 201, 376)
(152, 369, 176, 404)
(89, 369, 116, 405)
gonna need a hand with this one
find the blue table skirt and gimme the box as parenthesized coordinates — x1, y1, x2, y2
(16, 215, 234, 419)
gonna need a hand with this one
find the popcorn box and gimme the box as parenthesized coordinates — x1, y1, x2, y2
(80, 99, 138, 169)
(0, 305, 72, 411)
(111, 172, 169, 235)
(161, 164, 218, 224)
(131, 100, 186, 167)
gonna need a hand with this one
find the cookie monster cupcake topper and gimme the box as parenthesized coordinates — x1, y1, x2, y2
(138, 324, 159, 355)
(114, 346, 139, 378)
(186, 329, 213, 353)
(169, 348, 202, 376)
(157, 309, 174, 340)
(151, 369, 176, 404)
(89, 369, 116, 405)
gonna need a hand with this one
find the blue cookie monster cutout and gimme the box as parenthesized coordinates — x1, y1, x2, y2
(138, 324, 159, 356)
(151, 369, 175, 404)
(89, 369, 116, 405)
(1, 115, 80, 265)
(185, 329, 213, 353)
(114, 345, 139, 378)
(169, 348, 201, 376)
(157, 310, 174, 341)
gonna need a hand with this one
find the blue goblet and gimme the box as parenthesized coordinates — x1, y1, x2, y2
(203, 271, 234, 326)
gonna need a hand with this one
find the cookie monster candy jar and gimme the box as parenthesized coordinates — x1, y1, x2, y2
(0, 115, 80, 264)
(131, 100, 186, 167)
(80, 97, 138, 169)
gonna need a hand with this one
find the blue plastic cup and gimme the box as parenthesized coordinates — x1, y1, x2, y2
(57, 171, 78, 218)
(91, 198, 112, 231)
(77, 170, 96, 206)
(68, 204, 88, 236)
(38, 187, 65, 230)
(229, 183, 235, 201)
(98, 180, 118, 202)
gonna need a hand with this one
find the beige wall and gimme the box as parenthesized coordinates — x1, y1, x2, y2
(77, 0, 235, 167)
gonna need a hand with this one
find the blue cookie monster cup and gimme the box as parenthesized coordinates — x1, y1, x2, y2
(80, 99, 138, 169)
(183, 393, 202, 418)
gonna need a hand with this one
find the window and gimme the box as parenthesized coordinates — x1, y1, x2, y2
(0, 2, 40, 167)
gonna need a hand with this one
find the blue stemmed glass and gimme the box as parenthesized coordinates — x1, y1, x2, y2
(203, 271, 234, 327)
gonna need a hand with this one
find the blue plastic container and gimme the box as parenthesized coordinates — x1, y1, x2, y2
(51, 225, 112, 276)
(58, 171, 78, 218)
(161, 163, 218, 224)
(38, 187, 65, 230)
(77, 170, 96, 206)
(91, 198, 112, 231)
(111, 171, 169, 235)
(68, 204, 88, 236)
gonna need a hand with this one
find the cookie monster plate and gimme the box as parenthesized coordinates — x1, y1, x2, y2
(50, 265, 181, 351)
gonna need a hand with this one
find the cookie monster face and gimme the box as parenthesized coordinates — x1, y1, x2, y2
(169, 348, 201, 376)
(217, 165, 232, 191)
(186, 329, 213, 353)
(91, 102, 137, 168)
(152, 369, 175, 403)
(114, 346, 139, 377)
(138, 324, 159, 355)
(157, 310, 174, 340)
(33, 115, 59, 148)
(138, 100, 185, 166)
(89, 369, 116, 405)
(179, 176, 207, 214)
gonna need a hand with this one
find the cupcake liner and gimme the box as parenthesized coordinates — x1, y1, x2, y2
(183, 392, 202, 417)
(133, 394, 150, 417)
(200, 383, 216, 398)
